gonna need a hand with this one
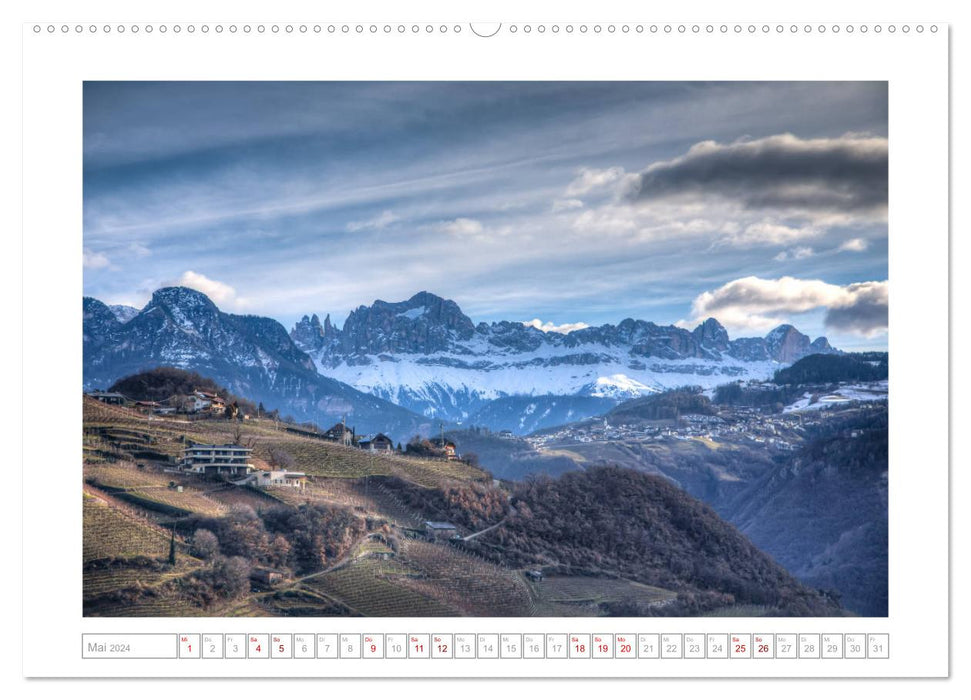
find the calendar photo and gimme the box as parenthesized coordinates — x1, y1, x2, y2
(81, 81, 888, 619)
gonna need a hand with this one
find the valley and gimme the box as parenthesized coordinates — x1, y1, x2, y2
(81, 395, 842, 618)
(445, 380, 889, 616)
(82, 287, 886, 618)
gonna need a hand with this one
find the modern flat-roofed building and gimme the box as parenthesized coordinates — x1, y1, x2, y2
(252, 470, 307, 489)
(182, 444, 253, 479)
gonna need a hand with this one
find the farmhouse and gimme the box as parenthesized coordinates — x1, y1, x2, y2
(358, 433, 394, 453)
(429, 437, 459, 460)
(181, 444, 254, 479)
(187, 390, 227, 414)
(424, 521, 458, 541)
(175, 394, 212, 413)
(324, 422, 356, 446)
(87, 391, 127, 405)
(250, 567, 284, 588)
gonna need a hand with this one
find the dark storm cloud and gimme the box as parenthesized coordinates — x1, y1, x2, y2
(626, 133, 888, 219)
(823, 281, 889, 336)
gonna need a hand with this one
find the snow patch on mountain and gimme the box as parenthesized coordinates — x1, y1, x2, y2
(783, 380, 888, 413)
(398, 306, 427, 320)
(587, 374, 659, 398)
(314, 345, 782, 423)
(108, 304, 140, 323)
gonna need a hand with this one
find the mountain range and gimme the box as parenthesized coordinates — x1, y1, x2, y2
(289, 290, 835, 428)
(84, 287, 432, 440)
(83, 287, 836, 439)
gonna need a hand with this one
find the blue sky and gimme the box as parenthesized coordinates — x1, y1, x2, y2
(83, 82, 888, 349)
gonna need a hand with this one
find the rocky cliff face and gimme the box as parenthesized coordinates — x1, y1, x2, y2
(764, 324, 812, 364)
(291, 292, 838, 427)
(296, 291, 835, 366)
(693, 317, 731, 352)
(290, 313, 326, 353)
(337, 291, 476, 356)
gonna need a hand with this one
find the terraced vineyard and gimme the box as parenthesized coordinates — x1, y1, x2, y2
(207, 485, 282, 510)
(82, 493, 175, 562)
(85, 466, 229, 518)
(526, 576, 677, 616)
(310, 478, 373, 509)
(367, 481, 425, 527)
(257, 588, 356, 617)
(301, 557, 460, 617)
(83, 562, 197, 598)
(399, 539, 535, 616)
(88, 595, 210, 618)
(115, 487, 228, 518)
(84, 463, 174, 489)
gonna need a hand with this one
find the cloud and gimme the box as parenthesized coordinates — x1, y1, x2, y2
(823, 282, 889, 336)
(347, 210, 400, 232)
(685, 276, 888, 336)
(572, 208, 639, 234)
(83, 248, 110, 269)
(128, 242, 151, 258)
(552, 198, 584, 213)
(774, 246, 815, 262)
(176, 270, 248, 309)
(522, 318, 591, 334)
(733, 221, 820, 245)
(625, 133, 888, 222)
(565, 166, 627, 196)
(839, 237, 870, 252)
(439, 217, 484, 236)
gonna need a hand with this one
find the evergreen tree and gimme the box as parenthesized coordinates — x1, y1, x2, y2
(168, 524, 177, 565)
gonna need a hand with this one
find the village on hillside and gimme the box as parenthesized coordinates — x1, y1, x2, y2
(86, 387, 463, 465)
(526, 379, 889, 454)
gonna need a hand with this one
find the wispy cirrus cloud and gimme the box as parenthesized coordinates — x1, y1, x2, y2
(439, 217, 484, 236)
(551, 198, 584, 213)
(565, 166, 629, 197)
(128, 242, 151, 258)
(83, 248, 110, 269)
(347, 210, 400, 232)
(773, 246, 815, 262)
(731, 221, 820, 246)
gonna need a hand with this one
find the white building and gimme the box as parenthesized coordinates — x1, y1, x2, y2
(182, 444, 253, 478)
(251, 470, 307, 489)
